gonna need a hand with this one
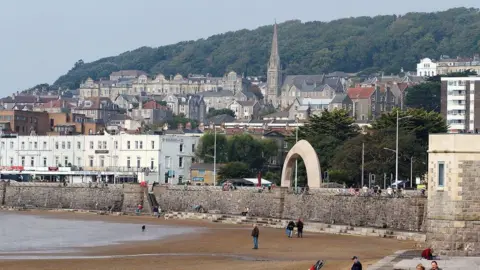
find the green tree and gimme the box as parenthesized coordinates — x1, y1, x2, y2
(218, 162, 251, 180)
(195, 132, 228, 163)
(207, 108, 235, 118)
(405, 82, 441, 112)
(168, 114, 198, 129)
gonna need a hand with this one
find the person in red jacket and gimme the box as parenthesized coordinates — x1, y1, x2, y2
(421, 248, 433, 260)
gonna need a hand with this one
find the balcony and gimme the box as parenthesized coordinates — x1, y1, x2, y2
(447, 95, 465, 101)
(80, 166, 158, 173)
(447, 114, 466, 120)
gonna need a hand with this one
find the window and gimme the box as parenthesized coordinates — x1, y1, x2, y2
(179, 143, 184, 152)
(10, 142, 13, 149)
(114, 141, 118, 149)
(179, 157, 183, 168)
(55, 142, 59, 149)
(30, 157, 34, 166)
(127, 157, 131, 168)
(43, 157, 47, 167)
(64, 157, 68, 166)
(89, 141, 94, 149)
(1, 142, 4, 149)
(77, 157, 81, 166)
(151, 158, 155, 170)
(89, 157, 94, 167)
(20, 156, 25, 166)
(151, 141, 155, 149)
(29, 142, 32, 149)
(137, 157, 141, 168)
(43, 141, 47, 149)
(97, 141, 102, 149)
(9, 157, 13, 166)
(127, 141, 131, 149)
(139, 141, 143, 149)
(100, 156, 105, 167)
(438, 162, 445, 187)
(34, 142, 37, 149)
(135, 141, 139, 149)
(21, 142, 25, 150)
(103, 141, 107, 149)
(192, 144, 195, 152)
(67, 142, 71, 149)
(77, 142, 81, 149)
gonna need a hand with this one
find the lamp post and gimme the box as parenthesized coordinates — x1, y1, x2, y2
(295, 117, 298, 191)
(395, 111, 412, 182)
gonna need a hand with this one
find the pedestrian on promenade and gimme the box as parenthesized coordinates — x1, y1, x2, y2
(416, 264, 426, 270)
(351, 256, 362, 270)
(251, 224, 259, 249)
(296, 218, 304, 238)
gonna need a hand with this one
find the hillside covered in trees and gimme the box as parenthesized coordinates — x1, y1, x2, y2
(52, 7, 480, 90)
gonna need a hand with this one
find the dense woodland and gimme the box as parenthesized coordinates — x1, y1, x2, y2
(47, 7, 480, 90)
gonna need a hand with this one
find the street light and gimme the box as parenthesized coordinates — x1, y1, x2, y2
(383, 147, 414, 188)
(294, 117, 298, 191)
(395, 111, 412, 183)
(205, 126, 217, 186)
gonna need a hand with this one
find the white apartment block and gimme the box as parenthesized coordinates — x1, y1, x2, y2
(0, 133, 200, 184)
(441, 77, 480, 133)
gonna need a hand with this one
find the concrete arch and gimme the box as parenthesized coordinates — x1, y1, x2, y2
(281, 140, 322, 188)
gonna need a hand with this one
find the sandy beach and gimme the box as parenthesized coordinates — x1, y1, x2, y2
(0, 211, 415, 269)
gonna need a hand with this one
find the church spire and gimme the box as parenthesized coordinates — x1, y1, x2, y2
(268, 21, 280, 70)
(266, 21, 281, 107)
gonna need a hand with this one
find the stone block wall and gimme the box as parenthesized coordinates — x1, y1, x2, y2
(0, 182, 143, 212)
(427, 160, 480, 256)
(156, 187, 426, 232)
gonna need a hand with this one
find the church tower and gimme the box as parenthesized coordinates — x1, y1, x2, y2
(266, 22, 281, 107)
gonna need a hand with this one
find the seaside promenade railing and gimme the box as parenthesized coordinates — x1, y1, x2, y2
(164, 185, 427, 198)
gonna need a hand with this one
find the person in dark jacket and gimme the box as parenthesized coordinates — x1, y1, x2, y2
(296, 219, 304, 238)
(287, 221, 295, 238)
(251, 224, 259, 249)
(351, 256, 362, 270)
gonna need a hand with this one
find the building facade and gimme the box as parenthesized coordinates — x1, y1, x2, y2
(416, 58, 437, 77)
(0, 133, 200, 184)
(441, 76, 480, 133)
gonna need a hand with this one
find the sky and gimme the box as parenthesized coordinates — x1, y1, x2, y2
(0, 0, 479, 95)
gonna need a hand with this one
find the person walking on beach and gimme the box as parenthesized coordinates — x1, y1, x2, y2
(251, 224, 259, 249)
(286, 221, 295, 238)
(351, 256, 362, 270)
(296, 218, 304, 238)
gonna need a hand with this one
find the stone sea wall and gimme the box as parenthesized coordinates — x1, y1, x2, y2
(0, 182, 144, 212)
(156, 186, 427, 232)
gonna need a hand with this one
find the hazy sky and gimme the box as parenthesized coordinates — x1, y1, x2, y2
(1, 0, 479, 95)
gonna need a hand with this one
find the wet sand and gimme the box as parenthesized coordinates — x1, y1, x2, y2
(0, 211, 415, 269)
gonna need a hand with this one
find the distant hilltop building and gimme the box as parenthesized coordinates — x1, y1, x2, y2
(79, 71, 248, 100)
(417, 55, 480, 77)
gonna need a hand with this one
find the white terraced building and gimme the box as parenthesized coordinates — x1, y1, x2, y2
(0, 132, 200, 184)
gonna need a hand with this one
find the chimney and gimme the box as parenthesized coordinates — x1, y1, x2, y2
(185, 122, 192, 130)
